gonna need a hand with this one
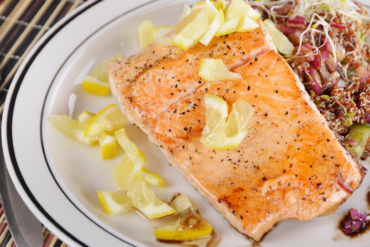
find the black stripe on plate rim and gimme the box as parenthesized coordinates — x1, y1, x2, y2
(4, 0, 158, 246)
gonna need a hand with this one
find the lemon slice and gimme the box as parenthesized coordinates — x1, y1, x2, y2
(175, 7, 203, 34)
(97, 190, 133, 215)
(136, 168, 166, 187)
(215, 0, 250, 36)
(169, 194, 197, 215)
(139, 20, 155, 48)
(99, 132, 116, 160)
(154, 25, 175, 38)
(199, 9, 224, 46)
(127, 180, 175, 219)
(222, 99, 254, 149)
(200, 94, 227, 149)
(201, 95, 254, 150)
(84, 104, 128, 138)
(237, 14, 259, 32)
(89, 54, 125, 83)
(173, 1, 218, 51)
(48, 115, 95, 146)
(90, 60, 110, 82)
(247, 7, 261, 21)
(214, 0, 228, 12)
(82, 75, 110, 96)
(77, 110, 95, 126)
(115, 128, 147, 165)
(155, 36, 175, 47)
(113, 155, 137, 189)
(154, 213, 213, 241)
(179, 4, 191, 22)
(199, 59, 242, 81)
(114, 128, 147, 189)
(263, 19, 294, 55)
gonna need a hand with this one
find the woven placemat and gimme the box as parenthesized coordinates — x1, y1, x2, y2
(0, 0, 88, 246)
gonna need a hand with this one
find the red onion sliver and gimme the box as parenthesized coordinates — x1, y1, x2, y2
(321, 51, 329, 61)
(367, 113, 370, 123)
(287, 20, 305, 28)
(322, 38, 331, 53)
(311, 54, 320, 70)
(276, 24, 295, 35)
(344, 219, 363, 231)
(307, 67, 322, 94)
(345, 139, 358, 145)
(289, 15, 305, 22)
(337, 175, 353, 194)
(342, 227, 353, 234)
(330, 23, 348, 29)
(350, 208, 367, 222)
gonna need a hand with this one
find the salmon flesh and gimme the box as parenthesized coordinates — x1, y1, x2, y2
(108, 21, 365, 241)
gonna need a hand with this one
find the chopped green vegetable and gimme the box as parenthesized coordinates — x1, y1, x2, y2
(346, 112, 355, 117)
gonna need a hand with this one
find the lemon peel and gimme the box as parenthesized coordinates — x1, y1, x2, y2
(154, 213, 213, 241)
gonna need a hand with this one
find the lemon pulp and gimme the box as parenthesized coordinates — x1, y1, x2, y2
(127, 180, 175, 219)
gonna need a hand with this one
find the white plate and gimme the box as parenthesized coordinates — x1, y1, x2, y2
(2, 0, 370, 246)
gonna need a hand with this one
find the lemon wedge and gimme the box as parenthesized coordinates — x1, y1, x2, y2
(247, 7, 261, 21)
(97, 190, 133, 215)
(48, 115, 95, 146)
(201, 94, 254, 150)
(113, 128, 147, 189)
(84, 104, 128, 138)
(154, 25, 175, 38)
(77, 110, 95, 126)
(263, 19, 294, 55)
(178, 4, 191, 22)
(199, 9, 224, 46)
(82, 75, 110, 96)
(127, 180, 175, 219)
(154, 213, 213, 241)
(169, 194, 197, 215)
(237, 14, 259, 32)
(215, 0, 250, 36)
(139, 20, 155, 48)
(136, 168, 166, 187)
(99, 132, 116, 160)
(173, 1, 218, 51)
(199, 59, 242, 81)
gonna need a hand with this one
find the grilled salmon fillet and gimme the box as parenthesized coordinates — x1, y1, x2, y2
(150, 50, 365, 240)
(108, 23, 365, 241)
(108, 19, 274, 134)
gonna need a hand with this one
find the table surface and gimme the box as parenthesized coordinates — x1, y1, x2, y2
(0, 1, 87, 246)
